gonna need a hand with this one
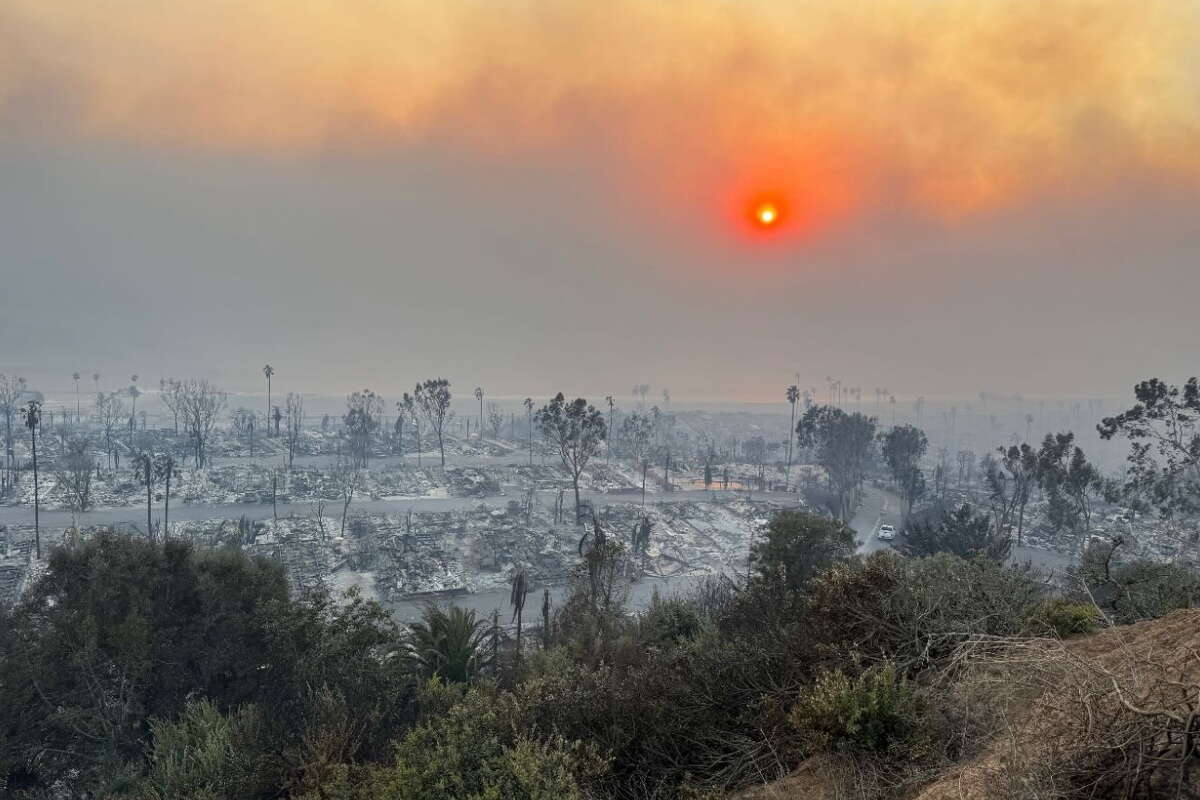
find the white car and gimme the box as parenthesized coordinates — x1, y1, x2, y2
(877, 524, 896, 541)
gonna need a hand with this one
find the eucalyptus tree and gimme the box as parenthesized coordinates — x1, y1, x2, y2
(995, 442, 1038, 545)
(344, 389, 383, 468)
(796, 405, 878, 521)
(1098, 377, 1200, 517)
(880, 423, 928, 522)
(415, 379, 452, 467)
(1037, 432, 1101, 557)
(398, 393, 419, 465)
(262, 364, 275, 435)
(536, 393, 607, 520)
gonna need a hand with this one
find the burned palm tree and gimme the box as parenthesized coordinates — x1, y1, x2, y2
(631, 515, 653, 570)
(541, 587, 552, 648)
(23, 400, 42, 558)
(262, 364, 274, 435)
(510, 569, 529, 666)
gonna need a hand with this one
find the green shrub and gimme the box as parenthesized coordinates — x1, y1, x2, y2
(305, 686, 604, 800)
(141, 700, 264, 800)
(789, 663, 930, 759)
(1026, 599, 1102, 637)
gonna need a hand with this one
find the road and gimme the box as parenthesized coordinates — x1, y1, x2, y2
(849, 485, 1074, 575)
(852, 486, 895, 555)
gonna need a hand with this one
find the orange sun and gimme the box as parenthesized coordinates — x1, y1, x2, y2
(755, 202, 779, 227)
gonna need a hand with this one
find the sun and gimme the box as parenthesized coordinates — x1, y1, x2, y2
(754, 202, 779, 228)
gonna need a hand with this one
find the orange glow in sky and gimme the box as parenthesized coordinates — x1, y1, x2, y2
(3, 0, 1198, 249)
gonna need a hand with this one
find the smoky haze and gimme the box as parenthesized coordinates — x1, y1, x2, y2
(1, 139, 1196, 401)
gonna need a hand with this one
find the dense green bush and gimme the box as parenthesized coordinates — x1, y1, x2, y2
(805, 551, 1048, 670)
(1025, 599, 1102, 637)
(0, 533, 415, 797)
(789, 663, 932, 759)
(140, 700, 264, 800)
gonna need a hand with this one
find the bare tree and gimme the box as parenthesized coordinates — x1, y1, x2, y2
(285, 392, 304, 470)
(399, 393, 420, 465)
(0, 374, 26, 494)
(487, 402, 503, 440)
(160, 378, 184, 434)
(55, 436, 95, 512)
(178, 379, 227, 468)
(330, 455, 361, 537)
(415, 379, 452, 468)
(95, 391, 125, 472)
(621, 413, 653, 507)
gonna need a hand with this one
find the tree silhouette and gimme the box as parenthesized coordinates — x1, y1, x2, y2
(474, 387, 484, 440)
(22, 400, 42, 558)
(796, 405, 878, 521)
(262, 364, 275, 436)
(536, 394, 607, 521)
(1098, 377, 1200, 517)
(415, 379, 452, 468)
(510, 570, 529, 669)
(523, 397, 534, 466)
(0, 374, 26, 494)
(785, 385, 800, 490)
(880, 424, 928, 522)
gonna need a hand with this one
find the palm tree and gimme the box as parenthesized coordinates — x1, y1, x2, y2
(263, 365, 275, 436)
(72, 372, 81, 423)
(92, 372, 100, 394)
(510, 570, 529, 668)
(128, 378, 141, 450)
(523, 397, 534, 466)
(474, 387, 484, 440)
(22, 401, 41, 559)
(785, 385, 799, 490)
(408, 604, 490, 683)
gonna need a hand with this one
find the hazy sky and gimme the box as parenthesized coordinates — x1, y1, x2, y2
(1, 1, 1198, 402)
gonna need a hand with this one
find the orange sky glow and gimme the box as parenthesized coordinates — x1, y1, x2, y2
(3, 0, 1199, 242)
